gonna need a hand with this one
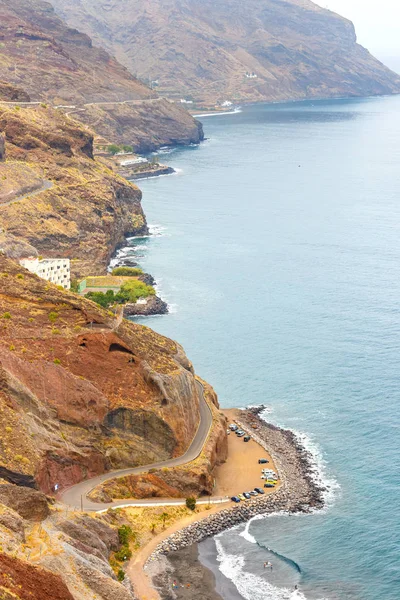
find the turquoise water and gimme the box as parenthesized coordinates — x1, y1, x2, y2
(124, 97, 400, 599)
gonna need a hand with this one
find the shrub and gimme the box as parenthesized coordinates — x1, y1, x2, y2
(118, 525, 133, 546)
(108, 144, 121, 155)
(85, 290, 115, 308)
(114, 546, 132, 562)
(122, 145, 133, 153)
(16, 274, 24, 280)
(2, 313, 11, 319)
(117, 569, 125, 582)
(111, 267, 143, 277)
(186, 496, 197, 511)
(116, 280, 155, 304)
(53, 358, 61, 365)
(48, 312, 58, 323)
(51, 328, 61, 335)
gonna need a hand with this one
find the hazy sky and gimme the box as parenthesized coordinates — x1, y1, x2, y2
(316, 0, 400, 68)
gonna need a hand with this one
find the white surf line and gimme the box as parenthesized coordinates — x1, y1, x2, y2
(193, 108, 242, 117)
(96, 497, 230, 513)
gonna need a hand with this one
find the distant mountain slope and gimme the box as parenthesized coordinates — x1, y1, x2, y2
(51, 0, 400, 104)
(0, 0, 153, 104)
(0, 0, 203, 149)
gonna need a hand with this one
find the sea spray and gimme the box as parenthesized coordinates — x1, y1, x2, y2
(259, 408, 340, 509)
(215, 536, 307, 600)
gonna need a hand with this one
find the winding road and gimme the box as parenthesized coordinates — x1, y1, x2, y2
(60, 380, 214, 511)
(0, 180, 53, 208)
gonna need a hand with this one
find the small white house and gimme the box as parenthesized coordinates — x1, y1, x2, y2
(19, 257, 71, 290)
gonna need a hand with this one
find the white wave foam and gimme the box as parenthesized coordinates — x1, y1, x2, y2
(215, 538, 306, 600)
(148, 224, 168, 237)
(259, 409, 340, 509)
(239, 514, 265, 544)
(194, 107, 242, 118)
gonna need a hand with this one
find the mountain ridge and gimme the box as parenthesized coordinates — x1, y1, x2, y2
(50, 0, 400, 105)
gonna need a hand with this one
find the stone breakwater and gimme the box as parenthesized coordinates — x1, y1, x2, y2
(146, 407, 325, 563)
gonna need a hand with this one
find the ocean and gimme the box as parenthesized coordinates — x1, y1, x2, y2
(119, 96, 400, 599)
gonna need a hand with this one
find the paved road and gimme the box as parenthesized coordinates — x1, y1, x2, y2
(60, 380, 213, 511)
(0, 180, 52, 208)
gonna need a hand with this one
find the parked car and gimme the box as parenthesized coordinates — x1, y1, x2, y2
(231, 496, 241, 503)
(237, 431, 245, 437)
(264, 483, 275, 488)
(254, 487, 265, 494)
(244, 436, 251, 442)
(229, 424, 238, 431)
(249, 490, 258, 496)
(243, 492, 251, 499)
(258, 458, 269, 464)
(238, 494, 245, 501)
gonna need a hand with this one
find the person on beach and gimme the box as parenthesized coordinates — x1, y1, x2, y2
(264, 561, 273, 569)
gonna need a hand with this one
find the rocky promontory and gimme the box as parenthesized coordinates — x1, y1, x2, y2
(123, 295, 169, 317)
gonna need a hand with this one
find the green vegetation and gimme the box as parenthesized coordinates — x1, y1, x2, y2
(107, 144, 121, 155)
(185, 496, 197, 511)
(117, 569, 125, 582)
(85, 280, 155, 308)
(118, 525, 133, 546)
(114, 546, 132, 562)
(107, 144, 133, 155)
(53, 358, 61, 365)
(48, 311, 58, 323)
(2, 312, 11, 319)
(111, 266, 143, 276)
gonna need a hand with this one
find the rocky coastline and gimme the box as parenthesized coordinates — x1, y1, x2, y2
(125, 165, 175, 180)
(123, 295, 169, 317)
(145, 406, 325, 597)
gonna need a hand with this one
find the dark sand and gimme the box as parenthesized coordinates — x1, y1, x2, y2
(151, 542, 243, 600)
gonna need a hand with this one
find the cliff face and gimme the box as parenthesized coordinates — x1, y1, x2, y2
(0, 0, 203, 149)
(76, 98, 204, 153)
(0, 255, 208, 495)
(51, 0, 400, 104)
(0, 105, 146, 276)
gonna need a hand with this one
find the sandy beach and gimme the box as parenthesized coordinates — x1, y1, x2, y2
(136, 406, 324, 600)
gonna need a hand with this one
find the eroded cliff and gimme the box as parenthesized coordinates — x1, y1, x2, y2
(0, 105, 146, 276)
(0, 255, 224, 497)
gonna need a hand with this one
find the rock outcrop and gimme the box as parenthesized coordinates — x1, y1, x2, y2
(0, 553, 75, 600)
(0, 105, 147, 276)
(51, 0, 400, 104)
(0, 485, 50, 521)
(0, 255, 225, 497)
(0, 80, 30, 102)
(0, 133, 5, 161)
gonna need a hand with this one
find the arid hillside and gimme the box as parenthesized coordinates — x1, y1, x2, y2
(0, 254, 226, 497)
(0, 0, 203, 149)
(51, 0, 400, 104)
(0, 105, 146, 276)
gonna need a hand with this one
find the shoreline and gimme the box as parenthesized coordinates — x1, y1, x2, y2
(137, 406, 325, 599)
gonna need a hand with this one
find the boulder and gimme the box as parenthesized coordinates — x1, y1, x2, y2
(0, 484, 50, 521)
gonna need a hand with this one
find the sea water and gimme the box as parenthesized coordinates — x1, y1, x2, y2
(125, 97, 400, 599)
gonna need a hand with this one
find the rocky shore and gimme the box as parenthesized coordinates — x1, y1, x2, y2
(145, 406, 325, 596)
(123, 295, 169, 317)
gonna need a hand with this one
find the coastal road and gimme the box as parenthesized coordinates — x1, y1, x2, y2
(0, 180, 53, 208)
(60, 380, 214, 512)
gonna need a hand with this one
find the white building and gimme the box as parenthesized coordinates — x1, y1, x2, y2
(19, 257, 71, 290)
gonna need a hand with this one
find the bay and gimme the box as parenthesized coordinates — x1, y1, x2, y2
(127, 96, 400, 600)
